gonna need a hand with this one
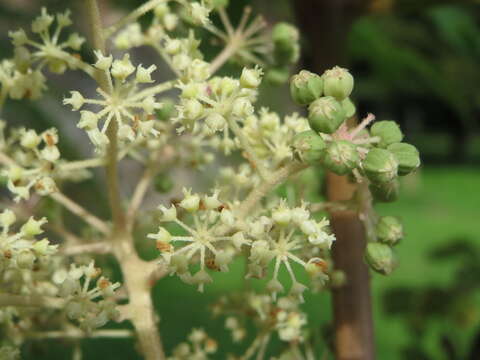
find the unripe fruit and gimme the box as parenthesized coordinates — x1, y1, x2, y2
(376, 216, 403, 245)
(323, 140, 359, 175)
(363, 148, 398, 183)
(322, 66, 354, 100)
(365, 242, 397, 275)
(308, 96, 346, 134)
(387, 143, 420, 175)
(290, 70, 323, 105)
(370, 121, 403, 148)
(292, 130, 326, 164)
(341, 98, 356, 118)
(265, 67, 290, 85)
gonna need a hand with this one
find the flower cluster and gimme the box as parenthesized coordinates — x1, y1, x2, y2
(64, 53, 164, 152)
(0, 124, 62, 201)
(0, 210, 57, 273)
(149, 190, 335, 298)
(53, 261, 120, 331)
(3, 8, 85, 100)
(167, 328, 217, 360)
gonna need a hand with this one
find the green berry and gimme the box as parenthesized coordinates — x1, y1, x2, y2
(387, 143, 420, 175)
(272, 23, 299, 51)
(369, 180, 399, 203)
(290, 70, 323, 105)
(323, 140, 359, 175)
(370, 121, 403, 148)
(322, 66, 354, 100)
(363, 148, 398, 183)
(365, 242, 397, 275)
(308, 96, 346, 134)
(341, 97, 356, 118)
(292, 130, 326, 164)
(376, 216, 403, 245)
(154, 173, 174, 193)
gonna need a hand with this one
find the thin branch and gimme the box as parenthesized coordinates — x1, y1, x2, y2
(126, 166, 153, 230)
(61, 242, 111, 256)
(28, 329, 133, 340)
(104, 0, 165, 38)
(50, 191, 110, 235)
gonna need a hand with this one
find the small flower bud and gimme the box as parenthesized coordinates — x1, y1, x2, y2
(165, 38, 182, 55)
(179, 189, 200, 212)
(376, 216, 403, 245)
(290, 281, 307, 297)
(159, 205, 177, 221)
(363, 148, 398, 183)
(215, 251, 232, 272)
(365, 242, 397, 275)
(308, 96, 346, 134)
(20, 129, 41, 149)
(231, 98, 253, 118)
(322, 66, 354, 100)
(9, 29, 28, 46)
(66, 33, 85, 50)
(240, 67, 263, 89)
(323, 140, 360, 175)
(64, 91, 85, 110)
(205, 113, 226, 133)
(93, 50, 113, 71)
(183, 99, 204, 120)
(292, 130, 326, 165)
(78, 111, 98, 130)
(0, 209, 16, 228)
(267, 278, 284, 294)
(136, 64, 157, 83)
(111, 54, 135, 82)
(370, 121, 403, 148)
(17, 251, 35, 269)
(387, 143, 420, 175)
(220, 209, 235, 226)
(272, 205, 291, 226)
(148, 227, 172, 243)
(369, 180, 399, 203)
(21, 217, 46, 237)
(290, 70, 323, 105)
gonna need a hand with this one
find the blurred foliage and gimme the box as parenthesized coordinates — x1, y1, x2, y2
(348, 2, 480, 161)
(383, 237, 480, 359)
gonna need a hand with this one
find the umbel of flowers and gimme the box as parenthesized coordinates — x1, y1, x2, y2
(0, 1, 419, 359)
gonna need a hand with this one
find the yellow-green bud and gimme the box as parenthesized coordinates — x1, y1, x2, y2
(156, 99, 176, 121)
(292, 130, 326, 164)
(387, 143, 420, 175)
(365, 242, 397, 275)
(376, 216, 403, 245)
(323, 140, 359, 175)
(322, 66, 354, 100)
(290, 70, 323, 105)
(341, 98, 356, 118)
(370, 121, 403, 148)
(308, 96, 346, 134)
(369, 180, 399, 203)
(363, 148, 398, 183)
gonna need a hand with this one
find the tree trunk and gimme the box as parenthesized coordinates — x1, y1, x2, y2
(293, 1, 375, 359)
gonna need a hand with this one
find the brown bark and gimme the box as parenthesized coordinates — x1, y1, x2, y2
(293, 1, 375, 359)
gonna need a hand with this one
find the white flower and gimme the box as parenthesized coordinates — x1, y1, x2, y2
(111, 54, 135, 82)
(93, 50, 113, 71)
(179, 188, 200, 212)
